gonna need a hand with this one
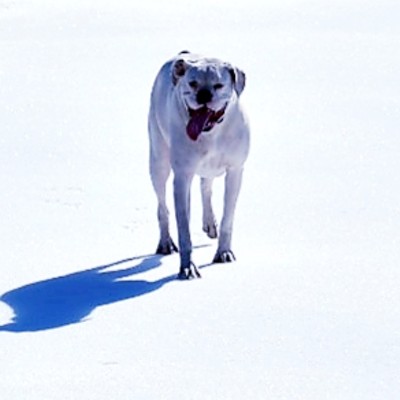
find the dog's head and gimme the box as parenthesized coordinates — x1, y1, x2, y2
(171, 53, 246, 140)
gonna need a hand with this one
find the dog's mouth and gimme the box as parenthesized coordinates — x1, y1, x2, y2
(186, 105, 226, 141)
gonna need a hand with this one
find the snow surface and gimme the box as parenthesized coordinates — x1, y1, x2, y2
(1, 0, 400, 399)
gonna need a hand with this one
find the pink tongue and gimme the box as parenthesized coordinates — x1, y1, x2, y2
(186, 107, 213, 141)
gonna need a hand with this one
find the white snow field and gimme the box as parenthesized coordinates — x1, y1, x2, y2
(1, 0, 400, 399)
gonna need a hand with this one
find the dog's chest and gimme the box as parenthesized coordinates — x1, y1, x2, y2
(195, 149, 227, 178)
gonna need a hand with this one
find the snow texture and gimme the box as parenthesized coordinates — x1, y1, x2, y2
(1, 1, 400, 399)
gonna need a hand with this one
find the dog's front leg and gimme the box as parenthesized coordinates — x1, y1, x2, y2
(173, 172, 201, 279)
(214, 167, 244, 263)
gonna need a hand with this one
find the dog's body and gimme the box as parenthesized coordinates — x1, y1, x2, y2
(148, 51, 250, 279)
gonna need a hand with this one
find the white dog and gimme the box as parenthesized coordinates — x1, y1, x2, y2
(148, 51, 250, 279)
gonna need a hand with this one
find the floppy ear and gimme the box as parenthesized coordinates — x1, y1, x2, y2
(228, 66, 246, 97)
(172, 58, 189, 85)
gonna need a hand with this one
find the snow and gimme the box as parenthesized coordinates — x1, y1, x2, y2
(1, 0, 400, 399)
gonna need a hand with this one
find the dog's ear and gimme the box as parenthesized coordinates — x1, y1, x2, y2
(172, 58, 189, 85)
(228, 66, 246, 97)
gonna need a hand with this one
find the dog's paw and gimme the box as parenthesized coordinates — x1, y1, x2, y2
(178, 263, 202, 280)
(202, 222, 218, 239)
(156, 238, 178, 255)
(213, 250, 236, 263)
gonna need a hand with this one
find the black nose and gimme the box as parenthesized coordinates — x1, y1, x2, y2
(196, 88, 213, 105)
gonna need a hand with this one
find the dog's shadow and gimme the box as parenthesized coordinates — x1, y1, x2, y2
(0, 250, 211, 333)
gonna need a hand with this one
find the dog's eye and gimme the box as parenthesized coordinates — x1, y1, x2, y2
(189, 81, 198, 89)
(214, 83, 224, 90)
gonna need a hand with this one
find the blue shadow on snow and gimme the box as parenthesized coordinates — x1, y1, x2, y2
(0, 253, 180, 333)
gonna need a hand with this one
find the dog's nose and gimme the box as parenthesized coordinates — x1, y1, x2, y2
(196, 88, 213, 105)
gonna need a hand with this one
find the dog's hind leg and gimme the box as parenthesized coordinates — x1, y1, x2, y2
(149, 132, 178, 255)
(201, 177, 218, 239)
(213, 167, 243, 263)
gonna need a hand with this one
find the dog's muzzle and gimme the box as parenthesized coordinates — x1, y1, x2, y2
(186, 104, 227, 141)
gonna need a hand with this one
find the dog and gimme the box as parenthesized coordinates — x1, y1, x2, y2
(148, 51, 250, 279)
